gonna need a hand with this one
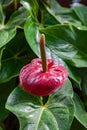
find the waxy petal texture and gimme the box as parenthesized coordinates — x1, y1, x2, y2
(19, 58, 68, 96)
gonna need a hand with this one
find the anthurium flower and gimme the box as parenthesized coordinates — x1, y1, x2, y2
(19, 34, 68, 96)
(19, 58, 68, 96)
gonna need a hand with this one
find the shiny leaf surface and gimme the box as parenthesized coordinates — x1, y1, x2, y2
(6, 80, 74, 130)
(40, 24, 87, 67)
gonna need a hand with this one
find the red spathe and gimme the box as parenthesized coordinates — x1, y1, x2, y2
(19, 58, 68, 96)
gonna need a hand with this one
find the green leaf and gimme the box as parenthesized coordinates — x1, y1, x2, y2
(24, 16, 40, 56)
(21, 0, 38, 9)
(50, 0, 70, 14)
(6, 6, 28, 28)
(0, 32, 36, 83)
(0, 5, 13, 49)
(0, 4, 16, 48)
(6, 80, 74, 130)
(21, 0, 39, 20)
(0, 5, 28, 49)
(73, 93, 87, 128)
(73, 3, 87, 26)
(40, 0, 61, 25)
(40, 24, 87, 67)
(0, 28, 16, 48)
(20, 0, 31, 13)
(40, 0, 80, 25)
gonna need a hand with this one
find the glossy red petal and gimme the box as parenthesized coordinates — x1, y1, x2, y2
(19, 58, 68, 96)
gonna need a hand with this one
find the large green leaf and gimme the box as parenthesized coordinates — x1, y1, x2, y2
(73, 3, 87, 26)
(0, 32, 36, 83)
(6, 80, 74, 130)
(24, 17, 81, 86)
(40, 24, 87, 67)
(73, 93, 87, 128)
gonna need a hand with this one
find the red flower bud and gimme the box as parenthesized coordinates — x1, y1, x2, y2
(19, 58, 68, 96)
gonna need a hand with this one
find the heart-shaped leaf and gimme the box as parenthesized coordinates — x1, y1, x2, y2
(6, 79, 74, 130)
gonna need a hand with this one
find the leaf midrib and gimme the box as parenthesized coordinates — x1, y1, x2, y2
(35, 107, 45, 130)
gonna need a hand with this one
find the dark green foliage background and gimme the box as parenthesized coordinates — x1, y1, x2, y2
(0, 0, 87, 130)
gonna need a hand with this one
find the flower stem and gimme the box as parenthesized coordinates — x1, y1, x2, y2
(40, 34, 48, 72)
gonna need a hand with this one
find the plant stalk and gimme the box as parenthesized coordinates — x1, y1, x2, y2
(40, 34, 48, 72)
